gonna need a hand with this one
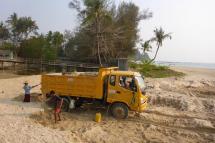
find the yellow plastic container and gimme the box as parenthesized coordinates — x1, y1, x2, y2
(95, 113, 102, 122)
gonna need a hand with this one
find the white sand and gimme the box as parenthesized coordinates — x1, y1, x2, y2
(0, 75, 77, 143)
(0, 67, 215, 143)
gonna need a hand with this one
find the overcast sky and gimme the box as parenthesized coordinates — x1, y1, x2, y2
(0, 0, 214, 63)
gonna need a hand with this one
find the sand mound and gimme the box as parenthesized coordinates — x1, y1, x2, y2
(149, 93, 189, 111)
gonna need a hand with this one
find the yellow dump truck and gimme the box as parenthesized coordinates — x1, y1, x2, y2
(41, 67, 147, 119)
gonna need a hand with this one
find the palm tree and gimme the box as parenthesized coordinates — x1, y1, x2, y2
(141, 40, 152, 53)
(6, 13, 38, 57)
(6, 13, 18, 29)
(148, 27, 171, 64)
(21, 17, 38, 39)
(6, 13, 19, 57)
(69, 0, 111, 66)
(7, 13, 38, 40)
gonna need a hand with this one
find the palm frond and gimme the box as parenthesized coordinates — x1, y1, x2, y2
(141, 40, 152, 52)
(152, 27, 172, 46)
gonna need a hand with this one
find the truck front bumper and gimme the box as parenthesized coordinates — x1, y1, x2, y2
(139, 95, 148, 111)
(139, 101, 147, 111)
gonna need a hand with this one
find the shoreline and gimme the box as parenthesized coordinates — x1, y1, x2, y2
(170, 65, 215, 72)
(170, 65, 215, 70)
(157, 61, 215, 69)
(170, 66, 215, 80)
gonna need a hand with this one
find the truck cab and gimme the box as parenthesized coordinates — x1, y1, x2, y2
(106, 70, 148, 118)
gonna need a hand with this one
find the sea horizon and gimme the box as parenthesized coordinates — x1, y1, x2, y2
(156, 61, 215, 69)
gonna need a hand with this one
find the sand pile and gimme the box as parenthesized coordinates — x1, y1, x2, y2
(148, 92, 189, 111)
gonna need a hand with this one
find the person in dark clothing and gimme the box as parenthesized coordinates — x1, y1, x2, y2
(46, 91, 64, 123)
(129, 77, 136, 91)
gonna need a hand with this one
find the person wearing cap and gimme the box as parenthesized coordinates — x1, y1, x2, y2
(23, 81, 40, 102)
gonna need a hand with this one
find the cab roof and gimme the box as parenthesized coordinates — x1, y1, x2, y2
(99, 67, 142, 76)
(111, 71, 141, 76)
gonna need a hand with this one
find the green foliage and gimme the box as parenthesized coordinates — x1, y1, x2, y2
(65, 29, 93, 60)
(7, 13, 38, 41)
(151, 27, 172, 47)
(0, 22, 10, 40)
(46, 31, 64, 57)
(112, 2, 139, 57)
(141, 40, 152, 53)
(129, 61, 139, 69)
(70, 0, 113, 65)
(0, 42, 15, 51)
(5, 13, 38, 56)
(19, 36, 57, 60)
(42, 45, 57, 60)
(19, 37, 43, 59)
(1, 13, 64, 60)
(129, 62, 184, 78)
(68, 0, 152, 64)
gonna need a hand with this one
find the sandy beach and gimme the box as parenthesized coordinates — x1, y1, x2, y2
(0, 67, 214, 143)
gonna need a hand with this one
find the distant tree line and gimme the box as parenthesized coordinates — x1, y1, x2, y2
(0, 0, 171, 64)
(0, 13, 64, 60)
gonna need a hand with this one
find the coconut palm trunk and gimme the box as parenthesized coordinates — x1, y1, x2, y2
(147, 27, 172, 64)
(147, 45, 160, 64)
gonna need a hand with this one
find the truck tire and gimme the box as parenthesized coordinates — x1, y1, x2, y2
(111, 103, 128, 119)
(75, 100, 83, 108)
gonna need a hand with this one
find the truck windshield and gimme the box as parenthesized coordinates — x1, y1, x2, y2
(135, 76, 146, 92)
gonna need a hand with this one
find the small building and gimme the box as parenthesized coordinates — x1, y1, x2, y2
(0, 49, 14, 60)
(117, 58, 128, 71)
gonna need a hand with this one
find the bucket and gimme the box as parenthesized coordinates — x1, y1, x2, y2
(95, 113, 102, 122)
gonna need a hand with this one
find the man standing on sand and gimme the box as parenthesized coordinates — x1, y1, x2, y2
(23, 81, 40, 102)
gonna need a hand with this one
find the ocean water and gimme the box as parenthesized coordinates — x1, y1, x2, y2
(156, 61, 215, 69)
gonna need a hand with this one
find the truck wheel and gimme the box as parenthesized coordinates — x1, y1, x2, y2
(111, 103, 128, 119)
(75, 100, 83, 108)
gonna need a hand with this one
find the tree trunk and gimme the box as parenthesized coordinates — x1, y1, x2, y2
(147, 45, 160, 64)
(95, 15, 102, 66)
(97, 34, 102, 66)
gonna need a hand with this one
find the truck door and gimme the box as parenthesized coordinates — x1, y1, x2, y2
(118, 76, 138, 108)
(107, 75, 138, 108)
(107, 74, 119, 103)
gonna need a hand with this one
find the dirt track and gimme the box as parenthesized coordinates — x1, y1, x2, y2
(0, 67, 215, 143)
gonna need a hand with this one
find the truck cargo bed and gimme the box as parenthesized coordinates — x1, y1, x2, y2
(41, 73, 102, 99)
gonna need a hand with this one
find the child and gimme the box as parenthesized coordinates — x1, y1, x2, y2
(54, 98, 64, 123)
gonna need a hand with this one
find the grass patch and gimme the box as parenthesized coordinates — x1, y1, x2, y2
(129, 62, 185, 78)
